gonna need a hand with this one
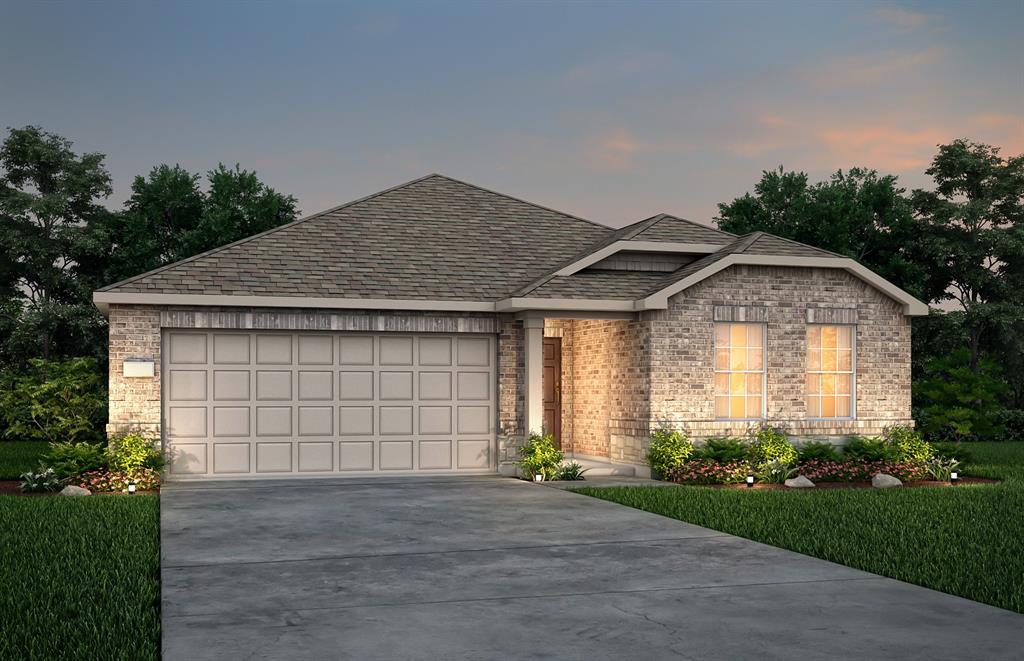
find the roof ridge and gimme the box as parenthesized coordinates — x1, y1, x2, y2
(647, 213, 738, 238)
(751, 231, 846, 258)
(425, 173, 612, 231)
(732, 232, 765, 253)
(97, 173, 444, 292)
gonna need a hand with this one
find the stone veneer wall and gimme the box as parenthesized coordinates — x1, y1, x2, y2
(645, 265, 913, 440)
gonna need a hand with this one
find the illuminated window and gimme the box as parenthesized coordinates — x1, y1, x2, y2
(714, 323, 765, 419)
(806, 325, 854, 418)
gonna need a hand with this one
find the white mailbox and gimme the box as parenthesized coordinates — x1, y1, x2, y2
(123, 358, 155, 378)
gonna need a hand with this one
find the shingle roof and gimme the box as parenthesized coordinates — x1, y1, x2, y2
(99, 174, 610, 301)
(99, 177, 847, 304)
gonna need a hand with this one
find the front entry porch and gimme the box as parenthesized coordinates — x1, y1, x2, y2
(520, 313, 652, 478)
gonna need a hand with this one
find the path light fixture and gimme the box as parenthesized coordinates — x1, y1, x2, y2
(746, 474, 755, 489)
(950, 471, 958, 485)
(127, 480, 137, 494)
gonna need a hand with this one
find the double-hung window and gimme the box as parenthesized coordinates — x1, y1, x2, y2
(806, 325, 854, 418)
(714, 322, 765, 419)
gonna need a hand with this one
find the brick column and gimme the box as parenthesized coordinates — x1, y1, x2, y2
(106, 305, 162, 439)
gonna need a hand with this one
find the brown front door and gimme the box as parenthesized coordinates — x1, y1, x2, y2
(542, 337, 562, 448)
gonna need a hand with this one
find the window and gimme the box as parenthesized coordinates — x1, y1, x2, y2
(714, 323, 765, 419)
(806, 325, 854, 418)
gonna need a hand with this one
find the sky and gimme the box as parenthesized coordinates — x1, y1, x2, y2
(1, 0, 1022, 228)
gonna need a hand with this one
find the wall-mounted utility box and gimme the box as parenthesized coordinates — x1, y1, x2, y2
(123, 358, 155, 378)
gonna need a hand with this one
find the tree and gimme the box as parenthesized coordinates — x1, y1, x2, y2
(81, 163, 299, 288)
(911, 139, 1024, 372)
(0, 126, 112, 366)
(915, 348, 1008, 441)
(716, 167, 928, 299)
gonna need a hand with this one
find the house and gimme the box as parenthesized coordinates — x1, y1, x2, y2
(93, 174, 927, 479)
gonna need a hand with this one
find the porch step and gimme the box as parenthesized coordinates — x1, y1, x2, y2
(571, 458, 636, 477)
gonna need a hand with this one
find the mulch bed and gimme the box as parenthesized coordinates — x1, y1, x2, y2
(0, 480, 159, 496)
(692, 476, 998, 490)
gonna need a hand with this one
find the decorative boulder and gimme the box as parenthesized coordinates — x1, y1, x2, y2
(59, 485, 91, 497)
(784, 475, 815, 488)
(872, 473, 903, 489)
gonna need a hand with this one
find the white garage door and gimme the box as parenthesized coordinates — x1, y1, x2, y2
(162, 330, 496, 478)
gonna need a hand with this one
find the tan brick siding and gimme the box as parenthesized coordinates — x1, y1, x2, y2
(498, 318, 525, 464)
(106, 305, 162, 438)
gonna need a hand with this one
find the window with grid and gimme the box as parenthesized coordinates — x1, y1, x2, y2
(714, 323, 765, 419)
(806, 325, 854, 418)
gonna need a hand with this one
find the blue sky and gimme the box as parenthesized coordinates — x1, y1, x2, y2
(1, 1, 1021, 227)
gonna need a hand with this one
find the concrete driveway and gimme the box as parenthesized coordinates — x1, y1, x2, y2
(161, 476, 1024, 660)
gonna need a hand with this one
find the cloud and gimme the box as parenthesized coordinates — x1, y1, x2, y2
(806, 47, 944, 88)
(873, 7, 935, 31)
(815, 125, 951, 170)
(580, 128, 642, 172)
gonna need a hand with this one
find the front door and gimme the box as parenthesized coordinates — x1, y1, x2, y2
(542, 337, 562, 448)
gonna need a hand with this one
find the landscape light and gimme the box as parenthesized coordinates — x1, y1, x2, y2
(746, 474, 755, 488)
(950, 471, 958, 485)
(127, 481, 137, 494)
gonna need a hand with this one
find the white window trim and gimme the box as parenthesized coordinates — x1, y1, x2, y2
(713, 322, 767, 422)
(805, 323, 857, 421)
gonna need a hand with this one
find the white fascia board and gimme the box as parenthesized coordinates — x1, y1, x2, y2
(495, 297, 637, 313)
(93, 291, 496, 316)
(635, 255, 930, 316)
(554, 240, 724, 277)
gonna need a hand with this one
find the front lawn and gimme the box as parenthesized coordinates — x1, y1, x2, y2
(575, 442, 1024, 613)
(0, 441, 50, 479)
(0, 496, 161, 661)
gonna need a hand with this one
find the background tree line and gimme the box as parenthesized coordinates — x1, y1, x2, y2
(0, 125, 1021, 442)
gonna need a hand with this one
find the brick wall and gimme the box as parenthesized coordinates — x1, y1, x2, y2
(498, 318, 525, 465)
(106, 305, 162, 438)
(645, 265, 913, 440)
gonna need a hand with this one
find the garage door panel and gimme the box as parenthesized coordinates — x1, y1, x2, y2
(213, 406, 250, 437)
(163, 330, 495, 478)
(256, 407, 292, 436)
(214, 443, 250, 474)
(255, 443, 292, 473)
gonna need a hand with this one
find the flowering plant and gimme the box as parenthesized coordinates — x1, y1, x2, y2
(671, 460, 750, 485)
(74, 468, 160, 493)
(796, 459, 928, 482)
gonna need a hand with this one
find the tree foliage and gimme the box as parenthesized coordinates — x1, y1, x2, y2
(0, 358, 107, 444)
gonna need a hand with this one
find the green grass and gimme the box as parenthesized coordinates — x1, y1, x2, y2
(0, 496, 160, 661)
(0, 441, 51, 479)
(574, 441, 1024, 613)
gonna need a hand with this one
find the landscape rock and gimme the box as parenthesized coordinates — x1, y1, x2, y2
(871, 473, 902, 488)
(59, 485, 91, 497)
(784, 475, 815, 488)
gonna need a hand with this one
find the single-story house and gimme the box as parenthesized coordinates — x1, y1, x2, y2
(94, 174, 927, 479)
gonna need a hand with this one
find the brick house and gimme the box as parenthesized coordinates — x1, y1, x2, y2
(94, 174, 927, 480)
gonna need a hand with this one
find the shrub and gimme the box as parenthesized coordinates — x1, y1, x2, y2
(916, 348, 1007, 441)
(931, 442, 972, 464)
(671, 460, 749, 485)
(923, 457, 960, 482)
(0, 358, 106, 444)
(646, 427, 694, 479)
(991, 409, 1024, 442)
(42, 441, 108, 480)
(883, 425, 934, 463)
(19, 467, 63, 493)
(747, 427, 797, 468)
(516, 432, 563, 480)
(554, 461, 589, 481)
(698, 437, 749, 463)
(797, 441, 840, 463)
(797, 459, 928, 482)
(74, 468, 161, 493)
(843, 436, 892, 462)
(108, 433, 163, 473)
(758, 459, 798, 484)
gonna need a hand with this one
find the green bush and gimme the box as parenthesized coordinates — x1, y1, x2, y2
(797, 441, 840, 463)
(554, 461, 589, 481)
(42, 441, 108, 480)
(923, 457, 960, 482)
(843, 436, 892, 461)
(108, 433, 163, 473)
(916, 348, 1007, 441)
(883, 425, 934, 462)
(74, 467, 161, 493)
(516, 432, 563, 480)
(991, 409, 1024, 442)
(646, 427, 694, 479)
(932, 442, 972, 464)
(757, 459, 798, 484)
(19, 467, 63, 493)
(747, 427, 797, 468)
(698, 437, 749, 463)
(0, 358, 106, 444)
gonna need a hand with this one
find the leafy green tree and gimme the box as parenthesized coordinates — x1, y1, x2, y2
(81, 163, 299, 288)
(916, 348, 1008, 441)
(716, 167, 927, 299)
(0, 357, 107, 444)
(0, 126, 111, 366)
(912, 139, 1024, 373)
